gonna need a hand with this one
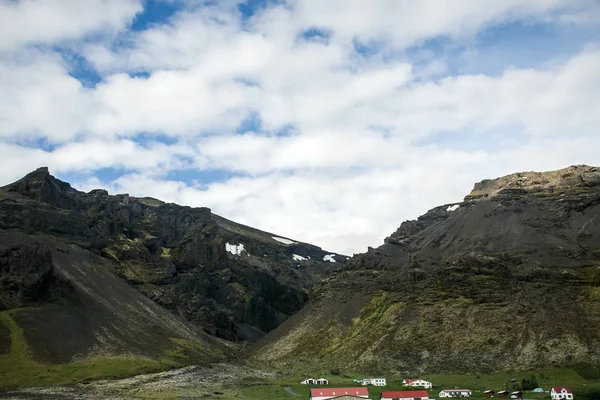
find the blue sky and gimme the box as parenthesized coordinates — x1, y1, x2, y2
(1, 0, 600, 254)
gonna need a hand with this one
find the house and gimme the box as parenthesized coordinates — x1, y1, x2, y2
(380, 390, 429, 400)
(302, 379, 317, 385)
(361, 378, 387, 386)
(439, 389, 472, 398)
(510, 391, 522, 399)
(496, 390, 508, 398)
(551, 386, 574, 400)
(310, 387, 370, 400)
(402, 379, 433, 389)
(483, 390, 495, 398)
(317, 378, 330, 385)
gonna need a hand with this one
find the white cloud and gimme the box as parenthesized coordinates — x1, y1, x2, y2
(0, 0, 600, 253)
(0, 0, 142, 51)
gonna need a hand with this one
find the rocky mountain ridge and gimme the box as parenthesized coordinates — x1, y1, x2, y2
(250, 165, 600, 373)
(0, 167, 343, 386)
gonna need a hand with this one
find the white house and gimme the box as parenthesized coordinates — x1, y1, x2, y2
(301, 378, 317, 385)
(551, 387, 573, 400)
(310, 387, 370, 400)
(439, 389, 472, 398)
(317, 378, 329, 385)
(360, 378, 387, 386)
(381, 390, 429, 400)
(402, 379, 433, 389)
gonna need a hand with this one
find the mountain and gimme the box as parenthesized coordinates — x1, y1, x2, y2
(250, 165, 600, 373)
(0, 167, 343, 387)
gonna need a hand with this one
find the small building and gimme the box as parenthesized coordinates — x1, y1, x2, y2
(402, 379, 433, 389)
(483, 390, 495, 398)
(302, 378, 317, 385)
(310, 387, 370, 400)
(317, 378, 330, 385)
(439, 389, 472, 398)
(497, 390, 508, 398)
(510, 391, 522, 399)
(361, 378, 387, 386)
(551, 386, 573, 400)
(380, 390, 429, 400)
(532, 388, 544, 393)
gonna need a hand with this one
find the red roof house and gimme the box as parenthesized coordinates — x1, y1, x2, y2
(310, 387, 370, 400)
(551, 386, 573, 400)
(380, 390, 429, 400)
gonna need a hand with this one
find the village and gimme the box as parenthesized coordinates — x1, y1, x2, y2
(299, 377, 575, 400)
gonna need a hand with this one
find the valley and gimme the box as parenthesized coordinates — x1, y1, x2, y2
(1, 165, 600, 398)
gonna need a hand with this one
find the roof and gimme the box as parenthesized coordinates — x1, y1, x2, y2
(552, 386, 573, 393)
(404, 379, 417, 384)
(381, 391, 429, 398)
(310, 387, 369, 397)
(441, 389, 471, 392)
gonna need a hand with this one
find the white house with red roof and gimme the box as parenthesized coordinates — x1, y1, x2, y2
(310, 387, 370, 400)
(402, 379, 433, 389)
(439, 389, 472, 397)
(380, 390, 430, 400)
(551, 386, 573, 400)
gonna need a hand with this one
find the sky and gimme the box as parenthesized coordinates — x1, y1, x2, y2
(1, 0, 600, 255)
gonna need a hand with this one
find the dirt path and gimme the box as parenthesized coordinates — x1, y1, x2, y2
(284, 386, 300, 397)
(0, 363, 277, 400)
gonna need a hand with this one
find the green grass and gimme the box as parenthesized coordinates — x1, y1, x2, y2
(0, 310, 189, 390)
(209, 369, 600, 400)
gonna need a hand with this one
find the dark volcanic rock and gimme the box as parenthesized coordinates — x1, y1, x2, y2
(0, 243, 61, 309)
(0, 167, 342, 344)
(251, 165, 600, 373)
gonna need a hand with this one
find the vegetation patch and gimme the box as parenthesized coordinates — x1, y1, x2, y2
(0, 310, 185, 390)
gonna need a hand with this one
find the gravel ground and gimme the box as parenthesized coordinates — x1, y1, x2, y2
(0, 363, 278, 399)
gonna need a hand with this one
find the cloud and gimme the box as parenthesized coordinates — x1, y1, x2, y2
(0, 0, 600, 253)
(0, 0, 142, 51)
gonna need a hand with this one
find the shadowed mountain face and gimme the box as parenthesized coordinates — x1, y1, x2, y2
(0, 168, 343, 370)
(251, 165, 600, 373)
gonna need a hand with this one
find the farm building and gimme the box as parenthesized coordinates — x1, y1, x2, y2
(551, 386, 573, 400)
(310, 387, 370, 400)
(302, 379, 317, 385)
(439, 389, 472, 397)
(317, 378, 330, 385)
(483, 390, 495, 397)
(402, 379, 433, 389)
(380, 390, 429, 400)
(510, 391, 523, 399)
(497, 390, 508, 398)
(361, 378, 387, 386)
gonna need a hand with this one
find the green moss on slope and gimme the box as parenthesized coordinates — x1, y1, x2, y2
(0, 310, 210, 390)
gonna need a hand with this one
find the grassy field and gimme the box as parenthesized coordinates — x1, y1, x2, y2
(0, 310, 190, 390)
(227, 369, 600, 400)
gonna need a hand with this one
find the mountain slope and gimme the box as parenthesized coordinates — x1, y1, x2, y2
(0, 167, 342, 387)
(250, 165, 600, 373)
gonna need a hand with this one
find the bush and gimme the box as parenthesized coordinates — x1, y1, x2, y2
(330, 368, 341, 376)
(521, 375, 539, 391)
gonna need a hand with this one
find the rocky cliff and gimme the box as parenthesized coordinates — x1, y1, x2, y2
(0, 167, 342, 387)
(250, 165, 600, 373)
